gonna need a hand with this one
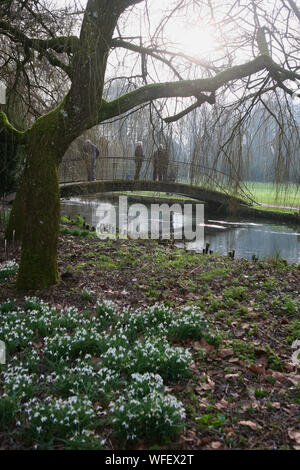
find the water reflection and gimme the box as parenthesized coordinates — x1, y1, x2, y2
(61, 196, 300, 264)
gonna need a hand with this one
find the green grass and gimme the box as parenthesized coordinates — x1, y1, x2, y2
(192, 181, 299, 208)
(244, 183, 300, 207)
(119, 191, 197, 201)
(253, 205, 297, 215)
(156, 180, 300, 209)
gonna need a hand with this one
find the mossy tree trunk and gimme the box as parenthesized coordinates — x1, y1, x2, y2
(7, 106, 69, 289)
(7, 0, 130, 290)
(16, 146, 61, 289)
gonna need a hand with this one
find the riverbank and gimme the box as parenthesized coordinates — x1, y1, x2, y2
(232, 203, 300, 225)
(0, 229, 300, 450)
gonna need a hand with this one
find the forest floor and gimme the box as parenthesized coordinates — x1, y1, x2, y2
(0, 220, 300, 450)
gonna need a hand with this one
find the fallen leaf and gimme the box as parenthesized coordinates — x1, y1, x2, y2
(198, 382, 215, 391)
(285, 362, 296, 372)
(224, 427, 235, 437)
(210, 441, 223, 449)
(219, 348, 233, 358)
(200, 339, 216, 354)
(248, 312, 260, 319)
(270, 402, 281, 409)
(215, 398, 229, 410)
(234, 329, 244, 338)
(255, 354, 269, 368)
(239, 420, 262, 431)
(249, 364, 266, 376)
(182, 430, 197, 442)
(225, 373, 239, 380)
(288, 429, 300, 444)
(271, 371, 286, 382)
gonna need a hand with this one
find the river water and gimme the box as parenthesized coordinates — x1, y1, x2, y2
(61, 195, 300, 265)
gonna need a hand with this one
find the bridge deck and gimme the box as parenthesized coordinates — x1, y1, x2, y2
(60, 180, 249, 207)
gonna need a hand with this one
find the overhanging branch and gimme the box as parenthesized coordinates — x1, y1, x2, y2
(99, 55, 278, 122)
(0, 20, 79, 54)
(99, 54, 300, 124)
(0, 20, 76, 76)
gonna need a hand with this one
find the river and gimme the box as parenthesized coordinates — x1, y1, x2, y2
(61, 195, 300, 265)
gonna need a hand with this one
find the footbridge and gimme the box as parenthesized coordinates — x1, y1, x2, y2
(60, 179, 248, 208)
(59, 155, 251, 208)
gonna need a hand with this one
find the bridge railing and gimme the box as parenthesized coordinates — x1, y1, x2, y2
(58, 155, 232, 194)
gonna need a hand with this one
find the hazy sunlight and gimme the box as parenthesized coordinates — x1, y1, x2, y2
(176, 23, 220, 57)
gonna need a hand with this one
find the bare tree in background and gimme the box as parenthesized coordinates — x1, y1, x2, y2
(0, 0, 80, 126)
(1, 0, 300, 289)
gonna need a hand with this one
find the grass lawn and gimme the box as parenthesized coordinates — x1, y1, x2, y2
(1, 222, 300, 450)
(252, 205, 298, 215)
(172, 180, 299, 209)
(244, 183, 300, 207)
(117, 191, 198, 201)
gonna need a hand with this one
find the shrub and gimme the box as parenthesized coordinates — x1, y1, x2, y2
(109, 373, 185, 442)
(2, 363, 36, 401)
(43, 327, 107, 361)
(23, 395, 100, 444)
(48, 357, 122, 401)
(128, 337, 192, 381)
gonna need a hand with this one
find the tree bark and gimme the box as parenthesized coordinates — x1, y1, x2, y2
(8, 0, 124, 290)
(7, 106, 67, 289)
(16, 146, 60, 290)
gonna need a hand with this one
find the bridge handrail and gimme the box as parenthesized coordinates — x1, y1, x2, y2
(59, 155, 255, 202)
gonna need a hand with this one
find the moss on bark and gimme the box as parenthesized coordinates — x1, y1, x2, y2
(16, 150, 60, 289)
(16, 152, 60, 290)
(0, 112, 26, 143)
(9, 105, 65, 290)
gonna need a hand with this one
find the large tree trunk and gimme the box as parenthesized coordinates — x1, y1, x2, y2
(16, 147, 60, 290)
(7, 107, 66, 290)
(6, 0, 138, 290)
